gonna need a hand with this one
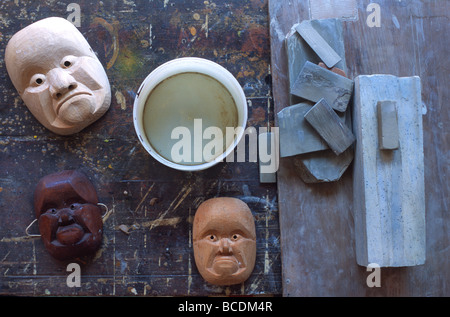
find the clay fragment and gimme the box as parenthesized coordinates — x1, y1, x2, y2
(119, 224, 130, 235)
(318, 62, 347, 78)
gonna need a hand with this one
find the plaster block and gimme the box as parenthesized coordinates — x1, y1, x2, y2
(353, 74, 425, 267)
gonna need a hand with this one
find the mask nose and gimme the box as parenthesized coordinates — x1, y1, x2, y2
(57, 209, 74, 226)
(218, 238, 233, 255)
(47, 68, 78, 100)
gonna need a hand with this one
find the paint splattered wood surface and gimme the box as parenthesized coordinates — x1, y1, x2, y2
(0, 0, 281, 296)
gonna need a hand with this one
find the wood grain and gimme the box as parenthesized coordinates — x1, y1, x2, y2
(269, 0, 449, 296)
(0, 0, 281, 296)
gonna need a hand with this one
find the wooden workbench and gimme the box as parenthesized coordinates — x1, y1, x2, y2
(269, 0, 449, 296)
(1, 0, 448, 298)
(0, 0, 281, 296)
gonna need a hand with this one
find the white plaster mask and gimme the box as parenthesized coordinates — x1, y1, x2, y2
(5, 17, 111, 135)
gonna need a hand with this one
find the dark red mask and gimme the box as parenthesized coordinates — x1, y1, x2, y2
(34, 170, 103, 260)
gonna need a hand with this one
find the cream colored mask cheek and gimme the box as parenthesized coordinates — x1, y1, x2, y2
(21, 56, 110, 132)
(56, 93, 97, 125)
(55, 57, 110, 126)
(22, 75, 95, 128)
(69, 55, 111, 108)
(21, 78, 58, 132)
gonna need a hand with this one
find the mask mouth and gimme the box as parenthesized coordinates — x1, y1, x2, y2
(56, 223, 86, 245)
(211, 255, 241, 276)
(214, 255, 238, 264)
(56, 91, 92, 115)
(50, 208, 92, 246)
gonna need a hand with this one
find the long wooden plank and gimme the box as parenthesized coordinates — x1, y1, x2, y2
(269, 0, 449, 296)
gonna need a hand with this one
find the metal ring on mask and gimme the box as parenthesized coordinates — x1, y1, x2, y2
(25, 218, 41, 238)
(97, 203, 109, 219)
(26, 203, 109, 237)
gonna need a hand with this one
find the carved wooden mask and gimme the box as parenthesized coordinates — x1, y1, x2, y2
(193, 197, 256, 285)
(5, 17, 111, 135)
(34, 170, 103, 260)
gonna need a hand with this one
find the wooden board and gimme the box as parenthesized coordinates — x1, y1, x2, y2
(269, 0, 449, 296)
(0, 0, 281, 296)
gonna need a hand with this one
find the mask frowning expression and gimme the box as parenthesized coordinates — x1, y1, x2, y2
(34, 170, 103, 260)
(5, 17, 111, 135)
(193, 197, 256, 286)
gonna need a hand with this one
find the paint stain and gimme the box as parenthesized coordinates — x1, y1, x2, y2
(248, 106, 266, 126)
(241, 24, 269, 57)
(90, 18, 120, 69)
(114, 47, 143, 77)
(115, 91, 127, 110)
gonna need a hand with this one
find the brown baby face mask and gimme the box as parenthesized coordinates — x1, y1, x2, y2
(193, 197, 256, 286)
(34, 170, 103, 260)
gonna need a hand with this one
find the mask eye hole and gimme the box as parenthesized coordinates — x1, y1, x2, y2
(30, 74, 46, 87)
(60, 55, 77, 69)
(208, 234, 217, 242)
(231, 234, 239, 241)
